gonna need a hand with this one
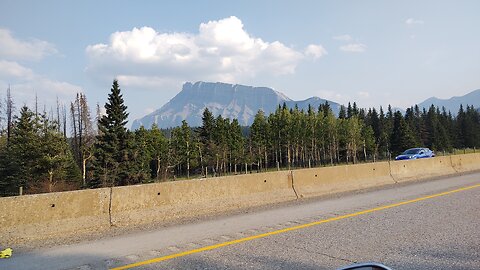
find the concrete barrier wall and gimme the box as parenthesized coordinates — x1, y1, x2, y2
(389, 156, 455, 182)
(110, 171, 296, 226)
(450, 153, 480, 173)
(1, 153, 479, 244)
(0, 188, 111, 243)
(293, 162, 395, 198)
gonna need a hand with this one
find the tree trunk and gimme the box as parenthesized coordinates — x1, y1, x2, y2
(48, 170, 54, 193)
(156, 157, 161, 180)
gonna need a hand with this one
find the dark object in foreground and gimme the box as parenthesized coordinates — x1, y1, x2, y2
(337, 262, 393, 270)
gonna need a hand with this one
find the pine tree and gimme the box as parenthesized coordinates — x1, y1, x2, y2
(338, 105, 347, 119)
(250, 110, 268, 171)
(390, 111, 417, 156)
(8, 106, 42, 191)
(197, 108, 215, 173)
(93, 79, 130, 187)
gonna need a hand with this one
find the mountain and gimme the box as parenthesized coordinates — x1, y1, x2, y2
(417, 89, 480, 114)
(131, 81, 341, 129)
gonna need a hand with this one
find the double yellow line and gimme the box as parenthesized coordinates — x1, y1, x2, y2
(111, 183, 480, 269)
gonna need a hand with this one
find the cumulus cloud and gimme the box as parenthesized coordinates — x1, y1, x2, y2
(0, 28, 57, 61)
(0, 60, 35, 79)
(0, 60, 79, 105)
(333, 34, 352, 41)
(0, 29, 77, 109)
(405, 18, 424, 25)
(340, 43, 367, 53)
(305, 44, 328, 60)
(86, 16, 325, 88)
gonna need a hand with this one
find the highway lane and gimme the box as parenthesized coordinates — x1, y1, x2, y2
(2, 172, 480, 270)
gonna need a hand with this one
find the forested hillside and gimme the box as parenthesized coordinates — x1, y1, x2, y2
(1, 80, 479, 196)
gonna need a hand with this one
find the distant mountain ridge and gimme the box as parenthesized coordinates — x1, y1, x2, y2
(417, 89, 480, 114)
(131, 81, 341, 129)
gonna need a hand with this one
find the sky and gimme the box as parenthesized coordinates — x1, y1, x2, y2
(1, 0, 479, 127)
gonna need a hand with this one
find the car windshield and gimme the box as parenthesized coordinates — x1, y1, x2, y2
(403, 149, 422, 155)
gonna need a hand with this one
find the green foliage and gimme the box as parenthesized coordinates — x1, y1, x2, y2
(0, 106, 80, 195)
(92, 79, 130, 187)
(390, 111, 417, 156)
(2, 81, 480, 195)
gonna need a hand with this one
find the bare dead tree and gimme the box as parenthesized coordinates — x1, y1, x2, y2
(70, 93, 95, 185)
(56, 97, 61, 133)
(6, 85, 14, 145)
(0, 92, 3, 133)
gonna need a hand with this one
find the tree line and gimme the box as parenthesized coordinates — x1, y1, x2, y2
(1, 80, 479, 196)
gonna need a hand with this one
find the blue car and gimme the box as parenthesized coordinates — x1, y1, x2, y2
(394, 148, 435, 160)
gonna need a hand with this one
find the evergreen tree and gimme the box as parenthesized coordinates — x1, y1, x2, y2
(0, 106, 40, 194)
(390, 111, 417, 155)
(93, 79, 130, 187)
(338, 105, 347, 119)
(250, 110, 269, 170)
(197, 108, 215, 173)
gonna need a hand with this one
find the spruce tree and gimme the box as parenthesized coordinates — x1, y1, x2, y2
(390, 111, 417, 155)
(250, 110, 268, 170)
(197, 108, 215, 171)
(93, 79, 129, 187)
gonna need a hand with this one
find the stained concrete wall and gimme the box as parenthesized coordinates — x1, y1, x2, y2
(389, 156, 456, 182)
(450, 153, 480, 173)
(0, 188, 110, 243)
(1, 153, 479, 244)
(293, 161, 395, 198)
(110, 171, 296, 226)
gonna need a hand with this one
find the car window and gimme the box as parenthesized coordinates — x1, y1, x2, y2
(403, 149, 421, 154)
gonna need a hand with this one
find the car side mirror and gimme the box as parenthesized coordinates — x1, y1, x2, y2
(337, 262, 393, 270)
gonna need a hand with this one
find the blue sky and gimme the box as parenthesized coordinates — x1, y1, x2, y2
(1, 0, 479, 126)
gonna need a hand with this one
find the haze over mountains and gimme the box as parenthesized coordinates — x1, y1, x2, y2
(418, 89, 480, 114)
(131, 82, 341, 129)
(131, 82, 480, 130)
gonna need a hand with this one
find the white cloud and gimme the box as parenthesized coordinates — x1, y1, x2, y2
(0, 60, 35, 79)
(0, 28, 57, 61)
(86, 16, 324, 88)
(357, 91, 370, 98)
(405, 18, 424, 25)
(340, 43, 367, 53)
(0, 29, 79, 114)
(0, 60, 79, 106)
(305, 44, 328, 60)
(333, 34, 352, 41)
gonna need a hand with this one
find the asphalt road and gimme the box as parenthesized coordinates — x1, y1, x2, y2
(2, 172, 480, 270)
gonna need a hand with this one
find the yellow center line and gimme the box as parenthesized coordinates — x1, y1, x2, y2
(111, 183, 480, 270)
